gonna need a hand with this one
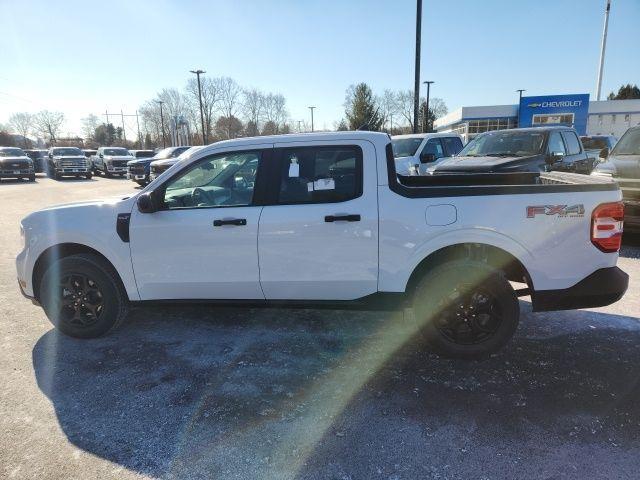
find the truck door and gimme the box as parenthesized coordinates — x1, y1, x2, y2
(129, 146, 270, 300)
(562, 130, 591, 173)
(258, 140, 379, 300)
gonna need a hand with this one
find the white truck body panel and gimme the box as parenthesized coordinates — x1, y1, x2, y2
(16, 132, 624, 308)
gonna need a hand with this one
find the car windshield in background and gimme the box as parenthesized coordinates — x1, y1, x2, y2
(134, 151, 155, 158)
(581, 137, 608, 150)
(391, 138, 423, 158)
(154, 147, 187, 159)
(52, 148, 82, 156)
(459, 131, 545, 157)
(0, 148, 25, 157)
(104, 148, 130, 156)
(611, 128, 640, 155)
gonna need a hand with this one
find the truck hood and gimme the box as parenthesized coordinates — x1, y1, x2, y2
(432, 154, 544, 173)
(35, 194, 133, 212)
(104, 155, 134, 161)
(53, 155, 85, 161)
(128, 158, 155, 166)
(150, 158, 179, 168)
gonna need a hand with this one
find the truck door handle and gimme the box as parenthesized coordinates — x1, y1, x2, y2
(325, 214, 361, 222)
(213, 218, 247, 227)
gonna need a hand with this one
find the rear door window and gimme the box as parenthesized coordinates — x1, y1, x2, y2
(276, 146, 362, 204)
(442, 136, 464, 156)
(547, 132, 567, 155)
(562, 131, 582, 155)
(421, 139, 444, 159)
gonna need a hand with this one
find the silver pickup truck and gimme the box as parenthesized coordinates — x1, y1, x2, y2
(592, 125, 640, 232)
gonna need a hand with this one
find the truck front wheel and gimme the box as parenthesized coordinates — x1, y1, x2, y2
(39, 253, 129, 338)
(412, 260, 519, 359)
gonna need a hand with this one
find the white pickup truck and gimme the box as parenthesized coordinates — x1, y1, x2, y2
(16, 132, 628, 358)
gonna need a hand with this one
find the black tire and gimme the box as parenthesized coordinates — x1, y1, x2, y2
(85, 172, 93, 180)
(412, 260, 519, 359)
(28, 175, 36, 182)
(39, 253, 129, 338)
(103, 165, 112, 178)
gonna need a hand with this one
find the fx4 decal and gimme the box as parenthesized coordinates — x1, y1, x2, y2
(527, 204, 585, 218)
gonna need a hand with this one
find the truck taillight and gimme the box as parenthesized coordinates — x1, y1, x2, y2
(591, 201, 624, 253)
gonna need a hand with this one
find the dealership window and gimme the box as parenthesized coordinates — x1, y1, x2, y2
(532, 113, 574, 127)
(611, 114, 616, 124)
(625, 114, 630, 122)
(598, 115, 603, 125)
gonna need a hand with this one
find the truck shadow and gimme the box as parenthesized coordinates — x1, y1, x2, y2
(33, 303, 640, 479)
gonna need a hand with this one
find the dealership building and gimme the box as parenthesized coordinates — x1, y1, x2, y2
(434, 94, 640, 142)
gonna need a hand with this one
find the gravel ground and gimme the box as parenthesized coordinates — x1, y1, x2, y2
(1, 174, 639, 480)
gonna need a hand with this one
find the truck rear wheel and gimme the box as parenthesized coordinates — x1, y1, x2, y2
(412, 260, 519, 359)
(39, 253, 129, 338)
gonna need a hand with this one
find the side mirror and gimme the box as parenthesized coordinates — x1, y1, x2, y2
(99, 153, 104, 158)
(420, 152, 436, 164)
(546, 151, 564, 164)
(599, 147, 609, 158)
(48, 153, 52, 159)
(137, 191, 159, 213)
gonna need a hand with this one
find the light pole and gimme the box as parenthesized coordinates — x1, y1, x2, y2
(190, 69, 207, 144)
(155, 100, 166, 148)
(413, 0, 423, 133)
(516, 89, 526, 127)
(308, 106, 316, 132)
(596, 0, 612, 100)
(422, 80, 434, 132)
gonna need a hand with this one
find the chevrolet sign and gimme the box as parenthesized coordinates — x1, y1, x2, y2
(527, 100, 582, 108)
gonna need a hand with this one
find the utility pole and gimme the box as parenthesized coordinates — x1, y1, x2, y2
(413, 0, 422, 133)
(422, 80, 434, 132)
(105, 109, 110, 126)
(297, 120, 302, 132)
(190, 69, 207, 144)
(120, 109, 127, 143)
(135, 110, 142, 148)
(596, 0, 611, 100)
(155, 100, 166, 148)
(516, 89, 526, 127)
(308, 106, 316, 132)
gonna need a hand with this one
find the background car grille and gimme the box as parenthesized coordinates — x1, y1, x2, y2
(110, 160, 129, 168)
(58, 159, 88, 168)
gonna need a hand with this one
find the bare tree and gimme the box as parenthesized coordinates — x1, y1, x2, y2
(242, 88, 265, 132)
(262, 93, 288, 133)
(396, 90, 416, 131)
(8, 112, 33, 147)
(185, 77, 220, 140)
(80, 114, 100, 141)
(379, 89, 399, 132)
(218, 77, 243, 137)
(33, 110, 65, 145)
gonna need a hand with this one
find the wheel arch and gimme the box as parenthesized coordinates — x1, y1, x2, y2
(404, 243, 532, 297)
(32, 243, 129, 303)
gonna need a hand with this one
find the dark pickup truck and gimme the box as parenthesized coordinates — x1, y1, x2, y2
(431, 127, 595, 175)
(592, 126, 640, 232)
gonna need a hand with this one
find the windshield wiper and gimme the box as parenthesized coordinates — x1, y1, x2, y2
(484, 152, 517, 157)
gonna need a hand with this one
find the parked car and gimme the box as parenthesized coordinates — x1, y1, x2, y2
(17, 132, 628, 359)
(24, 149, 47, 173)
(126, 149, 160, 186)
(430, 127, 595, 175)
(47, 147, 91, 180)
(580, 135, 617, 162)
(91, 147, 134, 177)
(591, 125, 640, 232)
(148, 146, 192, 181)
(392, 133, 464, 175)
(0, 147, 35, 181)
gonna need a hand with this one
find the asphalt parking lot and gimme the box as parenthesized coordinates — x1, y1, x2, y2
(1, 174, 640, 480)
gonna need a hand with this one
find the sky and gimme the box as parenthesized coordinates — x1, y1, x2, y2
(0, 0, 639, 137)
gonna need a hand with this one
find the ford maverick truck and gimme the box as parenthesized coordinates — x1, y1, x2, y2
(17, 132, 628, 358)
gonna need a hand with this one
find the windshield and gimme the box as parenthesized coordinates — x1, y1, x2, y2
(459, 131, 545, 157)
(0, 148, 26, 157)
(581, 137, 609, 150)
(103, 148, 130, 156)
(154, 147, 189, 160)
(134, 151, 155, 158)
(52, 148, 82, 156)
(391, 138, 423, 158)
(611, 128, 640, 155)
